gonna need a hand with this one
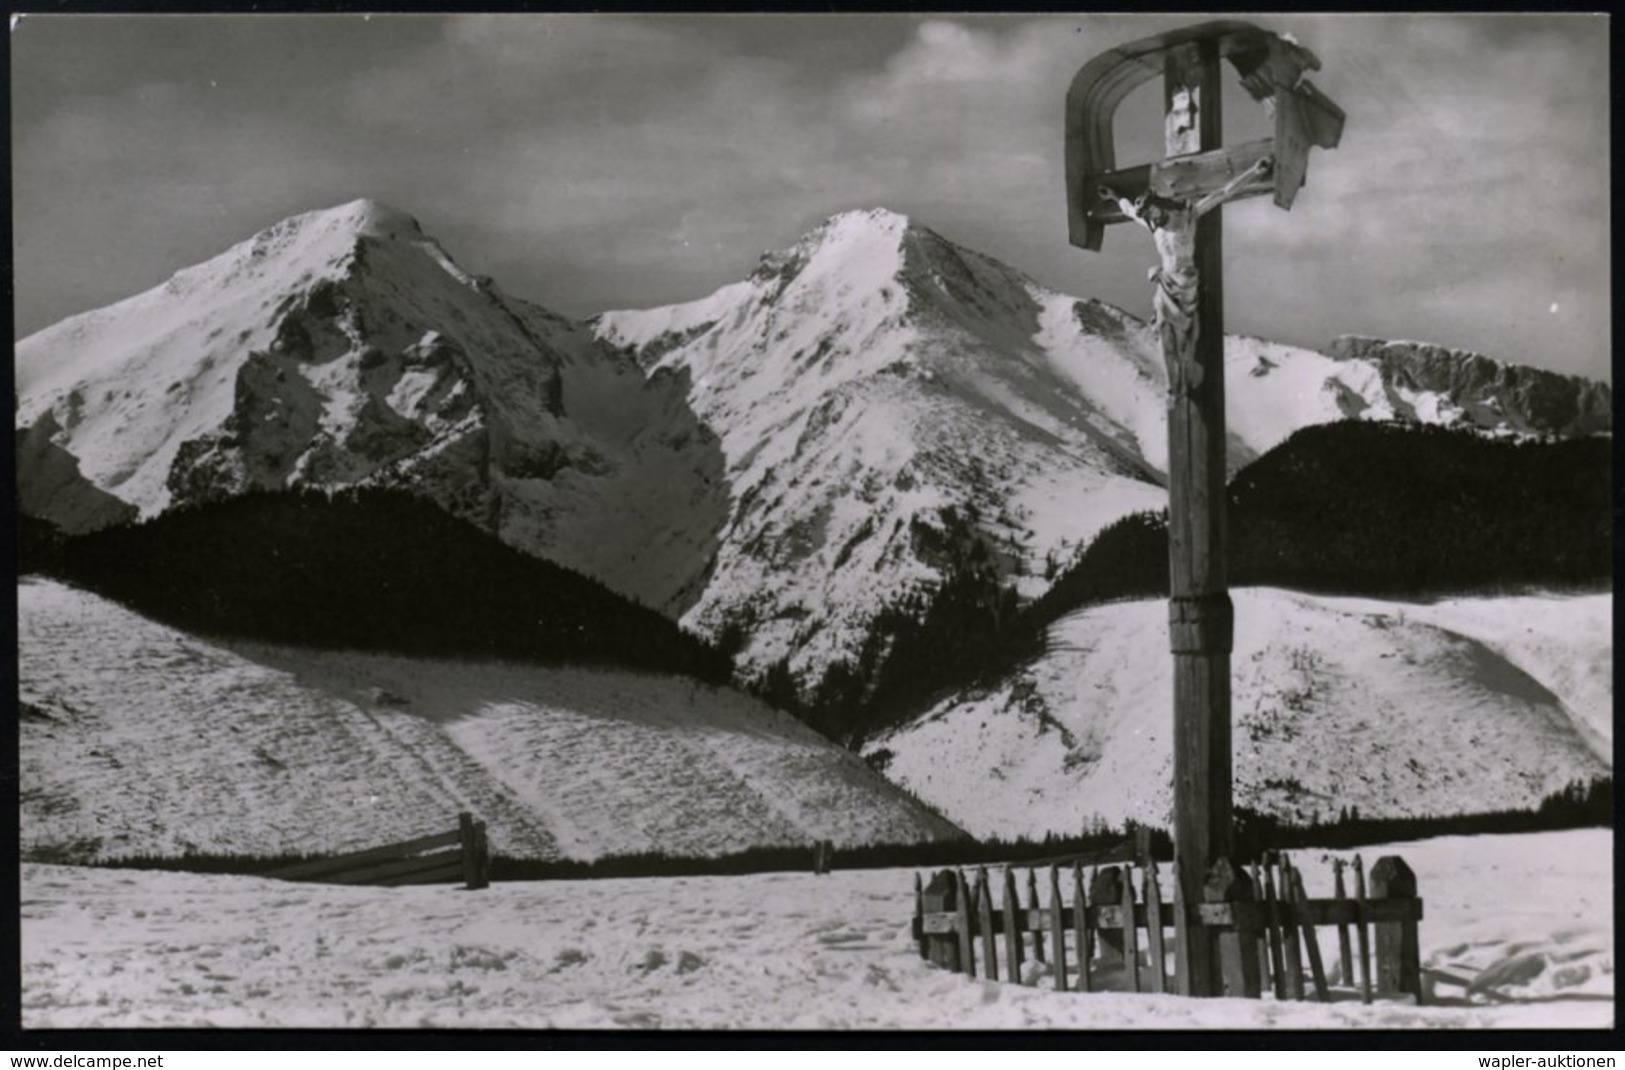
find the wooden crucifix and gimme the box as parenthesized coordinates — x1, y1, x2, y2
(1065, 21, 1344, 997)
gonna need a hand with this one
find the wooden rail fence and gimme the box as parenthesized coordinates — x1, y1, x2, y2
(270, 812, 491, 890)
(913, 851, 1421, 1002)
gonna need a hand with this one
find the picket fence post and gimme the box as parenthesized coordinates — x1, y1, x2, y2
(921, 870, 961, 971)
(976, 867, 999, 981)
(954, 869, 976, 978)
(1048, 866, 1068, 992)
(1090, 866, 1125, 966)
(1072, 862, 1093, 993)
(1333, 858, 1355, 985)
(1028, 869, 1046, 965)
(1143, 860, 1167, 994)
(1204, 858, 1262, 998)
(1370, 856, 1422, 1002)
(914, 872, 928, 959)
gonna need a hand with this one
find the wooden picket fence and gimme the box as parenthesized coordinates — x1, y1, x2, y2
(269, 812, 491, 890)
(913, 850, 1422, 1002)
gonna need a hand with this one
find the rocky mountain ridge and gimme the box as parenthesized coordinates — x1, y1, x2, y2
(1324, 334, 1611, 437)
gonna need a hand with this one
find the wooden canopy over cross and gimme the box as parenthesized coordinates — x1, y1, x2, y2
(1064, 20, 1344, 998)
(1067, 21, 1345, 250)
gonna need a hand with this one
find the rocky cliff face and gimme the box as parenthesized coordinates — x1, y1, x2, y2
(1326, 335, 1611, 438)
(15, 412, 138, 535)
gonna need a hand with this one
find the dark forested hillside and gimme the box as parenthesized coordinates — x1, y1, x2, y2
(50, 487, 732, 682)
(18, 513, 66, 576)
(1035, 421, 1609, 614)
(1226, 420, 1609, 593)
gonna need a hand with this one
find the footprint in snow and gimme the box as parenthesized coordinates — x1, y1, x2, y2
(864, 963, 900, 992)
(611, 1010, 662, 1029)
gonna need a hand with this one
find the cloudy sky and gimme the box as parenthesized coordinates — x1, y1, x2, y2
(11, 13, 1610, 380)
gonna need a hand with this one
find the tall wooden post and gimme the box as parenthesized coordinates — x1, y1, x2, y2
(1161, 37, 1233, 999)
(1065, 18, 1346, 1000)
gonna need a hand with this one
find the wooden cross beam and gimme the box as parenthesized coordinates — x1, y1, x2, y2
(1065, 20, 1344, 998)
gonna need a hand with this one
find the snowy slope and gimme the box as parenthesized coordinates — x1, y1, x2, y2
(19, 578, 963, 862)
(864, 588, 1609, 840)
(14, 200, 725, 614)
(596, 207, 1611, 699)
(1313, 592, 1613, 762)
(19, 828, 1612, 1028)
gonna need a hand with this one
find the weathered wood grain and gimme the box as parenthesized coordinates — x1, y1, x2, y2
(1165, 38, 1233, 999)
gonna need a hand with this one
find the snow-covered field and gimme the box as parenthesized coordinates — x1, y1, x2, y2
(868, 588, 1609, 839)
(18, 577, 961, 862)
(19, 829, 1611, 1029)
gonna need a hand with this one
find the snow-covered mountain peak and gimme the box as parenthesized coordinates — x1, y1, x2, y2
(825, 205, 912, 229)
(232, 198, 425, 262)
(799, 206, 912, 259)
(13, 198, 509, 516)
(594, 210, 1177, 704)
(765, 207, 912, 270)
(14, 201, 732, 615)
(319, 197, 424, 238)
(161, 198, 433, 305)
